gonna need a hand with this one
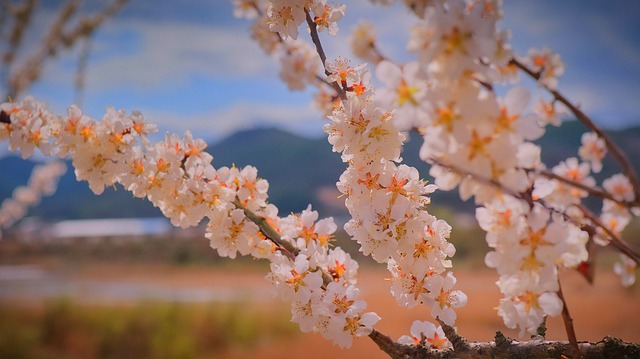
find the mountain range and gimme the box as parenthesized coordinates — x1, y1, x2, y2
(1, 121, 639, 222)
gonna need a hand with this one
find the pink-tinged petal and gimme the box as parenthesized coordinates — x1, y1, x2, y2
(518, 114, 545, 140)
(375, 60, 402, 87)
(505, 86, 530, 114)
(538, 291, 563, 316)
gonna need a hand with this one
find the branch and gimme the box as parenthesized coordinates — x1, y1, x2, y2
(2, 0, 37, 67)
(8, 0, 129, 97)
(8, 0, 80, 97)
(232, 199, 298, 260)
(73, 36, 92, 108)
(557, 278, 581, 359)
(431, 158, 640, 265)
(510, 58, 640, 200)
(577, 205, 640, 265)
(430, 157, 534, 207)
(304, 9, 347, 101)
(369, 327, 639, 359)
(526, 168, 640, 208)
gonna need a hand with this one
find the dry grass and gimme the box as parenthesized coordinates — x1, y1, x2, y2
(1, 262, 637, 359)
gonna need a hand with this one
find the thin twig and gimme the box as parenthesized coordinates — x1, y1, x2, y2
(304, 9, 346, 101)
(431, 157, 640, 266)
(557, 277, 581, 359)
(74, 36, 92, 108)
(577, 204, 640, 264)
(8, 0, 129, 98)
(232, 199, 298, 260)
(430, 157, 535, 206)
(526, 167, 640, 208)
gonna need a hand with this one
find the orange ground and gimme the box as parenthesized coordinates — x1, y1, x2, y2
(56, 263, 640, 359)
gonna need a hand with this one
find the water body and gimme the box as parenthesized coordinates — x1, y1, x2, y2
(0, 264, 268, 303)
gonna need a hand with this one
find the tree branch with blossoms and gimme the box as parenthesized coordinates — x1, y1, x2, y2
(527, 167, 640, 209)
(1, 0, 129, 99)
(232, 0, 640, 356)
(2, 0, 640, 358)
(510, 57, 640, 199)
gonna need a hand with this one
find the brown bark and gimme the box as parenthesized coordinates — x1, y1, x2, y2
(368, 329, 640, 359)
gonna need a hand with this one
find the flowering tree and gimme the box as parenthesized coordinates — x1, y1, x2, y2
(1, 0, 640, 357)
(0, 0, 129, 100)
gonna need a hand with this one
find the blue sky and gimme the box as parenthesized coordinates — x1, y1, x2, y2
(14, 0, 640, 144)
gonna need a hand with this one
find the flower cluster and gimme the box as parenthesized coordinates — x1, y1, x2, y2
(237, 0, 466, 341)
(477, 196, 587, 335)
(353, 0, 638, 335)
(322, 58, 466, 326)
(398, 320, 451, 350)
(0, 96, 380, 348)
(234, 0, 345, 90)
(263, 205, 380, 348)
(0, 160, 67, 237)
(3, 0, 638, 353)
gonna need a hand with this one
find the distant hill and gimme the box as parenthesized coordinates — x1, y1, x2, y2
(1, 121, 639, 222)
(208, 127, 345, 215)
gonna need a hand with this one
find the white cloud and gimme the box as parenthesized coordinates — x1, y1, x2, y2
(83, 19, 275, 90)
(141, 101, 325, 142)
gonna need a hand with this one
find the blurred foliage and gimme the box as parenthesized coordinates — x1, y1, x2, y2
(0, 233, 269, 269)
(0, 298, 297, 359)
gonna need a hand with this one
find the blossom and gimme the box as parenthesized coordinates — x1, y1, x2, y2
(311, 1, 346, 36)
(279, 39, 320, 90)
(494, 87, 544, 141)
(526, 47, 564, 89)
(268, 254, 324, 303)
(425, 271, 467, 325)
(325, 57, 366, 88)
(497, 289, 563, 337)
(251, 14, 281, 54)
(407, 0, 496, 77)
(350, 21, 380, 63)
(534, 98, 562, 127)
(533, 157, 595, 210)
(398, 320, 450, 349)
(232, 0, 260, 19)
(0, 161, 67, 231)
(5, 98, 57, 159)
(266, 0, 306, 39)
(327, 310, 381, 348)
(206, 207, 260, 258)
(476, 195, 527, 247)
(603, 173, 635, 202)
(375, 60, 429, 130)
(578, 132, 606, 173)
(613, 254, 637, 287)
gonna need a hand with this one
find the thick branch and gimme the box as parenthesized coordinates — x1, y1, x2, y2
(511, 58, 640, 200)
(368, 328, 640, 359)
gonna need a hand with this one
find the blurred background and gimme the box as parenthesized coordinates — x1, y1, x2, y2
(1, 0, 639, 358)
